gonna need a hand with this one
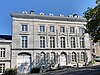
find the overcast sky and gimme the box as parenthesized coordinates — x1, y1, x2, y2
(0, 0, 96, 35)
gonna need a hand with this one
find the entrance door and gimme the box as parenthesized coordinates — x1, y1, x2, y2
(60, 52, 67, 66)
(17, 53, 31, 74)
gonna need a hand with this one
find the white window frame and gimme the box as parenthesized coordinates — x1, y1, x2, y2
(60, 27, 65, 33)
(21, 36, 28, 48)
(79, 28, 84, 35)
(71, 37, 75, 48)
(50, 26, 55, 32)
(50, 37, 55, 48)
(72, 52, 76, 62)
(60, 37, 65, 48)
(80, 38, 84, 48)
(0, 48, 5, 57)
(81, 52, 85, 62)
(22, 25, 28, 32)
(70, 27, 75, 33)
(40, 36, 45, 48)
(40, 25, 45, 32)
(0, 64, 5, 74)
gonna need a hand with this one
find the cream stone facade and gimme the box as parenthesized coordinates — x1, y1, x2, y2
(92, 41, 100, 56)
(0, 35, 12, 74)
(11, 12, 92, 73)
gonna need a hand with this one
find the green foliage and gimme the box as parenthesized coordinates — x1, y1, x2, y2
(31, 67, 40, 73)
(84, 5, 100, 42)
(5, 68, 17, 75)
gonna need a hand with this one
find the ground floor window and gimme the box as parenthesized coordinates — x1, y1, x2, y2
(0, 64, 5, 74)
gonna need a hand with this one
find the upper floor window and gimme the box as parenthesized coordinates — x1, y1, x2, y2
(50, 26, 55, 32)
(60, 27, 65, 33)
(79, 28, 84, 35)
(60, 37, 65, 48)
(50, 37, 55, 48)
(0, 64, 5, 74)
(80, 38, 85, 48)
(0, 48, 5, 57)
(40, 36, 45, 48)
(40, 26, 45, 32)
(22, 36, 28, 48)
(70, 27, 75, 33)
(71, 37, 75, 48)
(22, 25, 28, 32)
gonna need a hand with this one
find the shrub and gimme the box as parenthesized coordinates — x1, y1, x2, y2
(5, 68, 17, 75)
(31, 67, 40, 73)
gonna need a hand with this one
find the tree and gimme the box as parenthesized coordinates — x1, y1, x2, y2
(84, 4, 100, 42)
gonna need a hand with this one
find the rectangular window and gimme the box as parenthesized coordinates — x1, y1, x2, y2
(50, 26, 55, 32)
(79, 28, 84, 35)
(40, 26, 45, 32)
(60, 27, 65, 32)
(71, 37, 75, 48)
(0, 48, 5, 57)
(22, 25, 28, 32)
(40, 36, 45, 48)
(60, 37, 65, 48)
(22, 36, 28, 48)
(0, 64, 5, 74)
(80, 38, 84, 48)
(70, 27, 75, 33)
(50, 37, 55, 48)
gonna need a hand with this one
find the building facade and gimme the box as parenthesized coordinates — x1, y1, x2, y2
(92, 41, 100, 56)
(11, 12, 92, 73)
(0, 35, 12, 74)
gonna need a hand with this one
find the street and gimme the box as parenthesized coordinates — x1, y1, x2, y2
(17, 65, 100, 75)
(39, 65, 100, 75)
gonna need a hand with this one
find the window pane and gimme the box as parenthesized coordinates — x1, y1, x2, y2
(50, 37, 55, 48)
(50, 26, 55, 32)
(79, 28, 84, 34)
(61, 37, 65, 48)
(40, 36, 45, 48)
(40, 26, 45, 32)
(22, 36, 28, 48)
(22, 25, 28, 31)
(70, 27, 75, 33)
(71, 37, 75, 48)
(60, 27, 65, 32)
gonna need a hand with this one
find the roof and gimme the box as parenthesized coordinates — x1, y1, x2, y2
(0, 35, 12, 40)
(10, 13, 87, 22)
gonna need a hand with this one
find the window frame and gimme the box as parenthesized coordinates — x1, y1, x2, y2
(40, 25, 45, 32)
(0, 48, 5, 58)
(50, 26, 55, 32)
(60, 27, 65, 33)
(71, 37, 76, 48)
(70, 27, 75, 33)
(21, 25, 28, 32)
(21, 36, 28, 48)
(40, 36, 45, 48)
(50, 37, 55, 48)
(60, 37, 65, 48)
(80, 37, 85, 48)
(0, 64, 5, 74)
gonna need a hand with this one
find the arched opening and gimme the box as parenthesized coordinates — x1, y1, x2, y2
(81, 52, 85, 62)
(51, 52, 56, 64)
(60, 52, 67, 66)
(17, 52, 31, 74)
(41, 52, 45, 64)
(72, 52, 77, 62)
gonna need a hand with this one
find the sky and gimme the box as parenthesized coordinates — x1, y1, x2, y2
(0, 0, 96, 35)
